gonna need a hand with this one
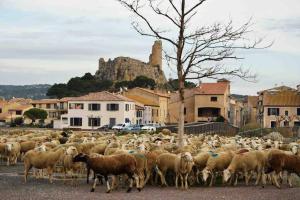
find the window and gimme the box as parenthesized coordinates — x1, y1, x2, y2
(46, 104, 51, 109)
(69, 103, 84, 110)
(70, 118, 82, 126)
(271, 121, 277, 128)
(32, 104, 36, 108)
(107, 104, 119, 111)
(297, 108, 300, 116)
(285, 110, 288, 116)
(0, 108, 2, 113)
(136, 110, 143, 118)
(88, 104, 101, 111)
(268, 108, 279, 116)
(125, 118, 130, 123)
(184, 108, 186, 115)
(16, 110, 22, 115)
(88, 118, 101, 127)
(125, 104, 129, 111)
(211, 97, 218, 102)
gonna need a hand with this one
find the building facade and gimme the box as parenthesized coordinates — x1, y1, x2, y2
(258, 86, 300, 128)
(56, 91, 135, 130)
(124, 87, 169, 125)
(168, 80, 231, 124)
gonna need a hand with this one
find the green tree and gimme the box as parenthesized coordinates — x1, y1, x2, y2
(166, 79, 196, 91)
(130, 76, 156, 89)
(24, 108, 48, 124)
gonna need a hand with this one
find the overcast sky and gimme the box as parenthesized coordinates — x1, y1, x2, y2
(0, 0, 299, 95)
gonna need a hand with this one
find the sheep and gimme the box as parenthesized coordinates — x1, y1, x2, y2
(155, 152, 194, 189)
(20, 141, 36, 159)
(155, 153, 178, 186)
(202, 151, 235, 186)
(73, 153, 139, 193)
(23, 147, 66, 183)
(62, 146, 82, 185)
(265, 150, 300, 188)
(4, 142, 21, 166)
(193, 152, 211, 183)
(174, 152, 194, 189)
(223, 150, 267, 187)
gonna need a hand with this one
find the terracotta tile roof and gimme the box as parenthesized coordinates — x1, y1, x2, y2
(8, 104, 32, 111)
(68, 91, 134, 102)
(193, 82, 229, 95)
(136, 87, 170, 98)
(263, 90, 300, 107)
(258, 85, 296, 94)
(125, 95, 159, 107)
(31, 99, 59, 104)
(8, 98, 32, 104)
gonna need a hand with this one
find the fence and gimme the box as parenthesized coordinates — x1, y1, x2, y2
(159, 122, 239, 136)
(238, 127, 300, 138)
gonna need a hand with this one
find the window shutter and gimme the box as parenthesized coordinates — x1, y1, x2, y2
(276, 108, 279, 116)
(268, 108, 270, 116)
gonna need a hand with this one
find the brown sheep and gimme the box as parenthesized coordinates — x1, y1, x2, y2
(266, 151, 300, 188)
(73, 153, 139, 193)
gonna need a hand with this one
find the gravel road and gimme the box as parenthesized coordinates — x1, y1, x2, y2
(0, 163, 300, 200)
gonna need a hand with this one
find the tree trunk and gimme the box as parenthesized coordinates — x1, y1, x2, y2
(178, 95, 185, 147)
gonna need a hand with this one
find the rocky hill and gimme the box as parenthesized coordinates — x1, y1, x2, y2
(95, 40, 167, 85)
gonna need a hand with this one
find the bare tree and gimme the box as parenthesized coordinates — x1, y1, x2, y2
(117, 0, 269, 147)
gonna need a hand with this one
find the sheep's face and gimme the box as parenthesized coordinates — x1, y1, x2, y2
(223, 169, 232, 182)
(6, 143, 13, 151)
(291, 145, 298, 155)
(66, 146, 78, 156)
(202, 168, 211, 181)
(182, 152, 193, 162)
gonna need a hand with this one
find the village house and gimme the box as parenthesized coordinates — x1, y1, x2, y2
(257, 85, 300, 128)
(0, 98, 32, 125)
(55, 91, 135, 130)
(168, 79, 231, 124)
(31, 98, 69, 125)
(123, 87, 170, 125)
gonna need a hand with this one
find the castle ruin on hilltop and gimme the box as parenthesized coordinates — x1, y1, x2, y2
(95, 40, 167, 85)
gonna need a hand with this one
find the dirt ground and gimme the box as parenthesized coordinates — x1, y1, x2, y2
(0, 163, 300, 200)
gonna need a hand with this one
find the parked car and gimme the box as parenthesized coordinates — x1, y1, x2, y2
(97, 124, 112, 131)
(112, 123, 130, 131)
(141, 123, 160, 132)
(122, 124, 144, 132)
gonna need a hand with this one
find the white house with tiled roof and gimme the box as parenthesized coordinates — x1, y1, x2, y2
(55, 91, 135, 130)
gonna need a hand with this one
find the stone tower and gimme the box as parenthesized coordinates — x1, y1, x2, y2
(149, 40, 162, 70)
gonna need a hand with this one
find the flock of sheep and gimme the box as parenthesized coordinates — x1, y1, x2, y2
(0, 129, 300, 193)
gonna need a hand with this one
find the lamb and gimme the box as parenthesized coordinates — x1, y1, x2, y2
(223, 150, 267, 187)
(265, 150, 300, 188)
(23, 147, 65, 183)
(202, 151, 235, 186)
(73, 153, 139, 193)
